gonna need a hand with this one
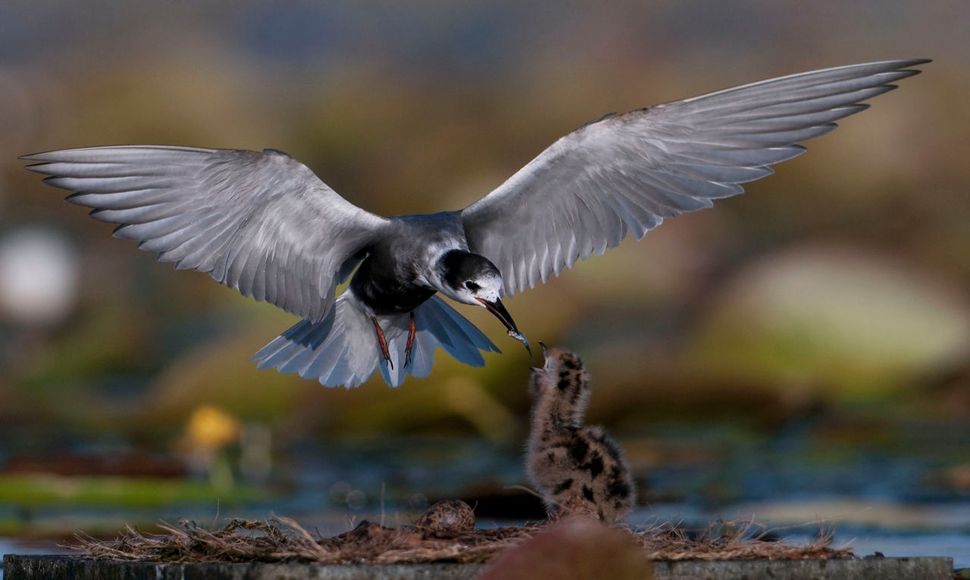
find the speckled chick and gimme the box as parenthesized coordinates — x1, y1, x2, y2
(526, 345, 635, 523)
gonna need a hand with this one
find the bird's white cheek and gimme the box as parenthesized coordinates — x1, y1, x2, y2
(459, 290, 482, 306)
(478, 290, 500, 303)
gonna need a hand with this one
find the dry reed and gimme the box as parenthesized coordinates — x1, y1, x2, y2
(72, 515, 852, 565)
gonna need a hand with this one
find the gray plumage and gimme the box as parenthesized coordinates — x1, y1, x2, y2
(24, 59, 928, 388)
(462, 59, 928, 295)
(254, 293, 498, 388)
(28, 146, 386, 322)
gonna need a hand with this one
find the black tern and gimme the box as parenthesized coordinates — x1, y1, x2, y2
(24, 59, 928, 388)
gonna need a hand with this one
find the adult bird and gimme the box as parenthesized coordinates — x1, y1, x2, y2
(24, 59, 928, 388)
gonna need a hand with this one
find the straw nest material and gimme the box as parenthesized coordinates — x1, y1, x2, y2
(72, 500, 852, 565)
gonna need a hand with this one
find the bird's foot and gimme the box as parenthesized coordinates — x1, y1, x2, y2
(404, 312, 416, 368)
(371, 316, 393, 370)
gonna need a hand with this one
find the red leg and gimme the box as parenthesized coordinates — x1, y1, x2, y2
(405, 312, 416, 368)
(371, 316, 393, 370)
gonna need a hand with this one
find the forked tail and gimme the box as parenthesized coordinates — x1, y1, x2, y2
(253, 293, 499, 388)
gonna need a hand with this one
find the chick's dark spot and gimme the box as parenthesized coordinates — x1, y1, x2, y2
(553, 479, 573, 494)
(587, 454, 605, 479)
(568, 438, 589, 463)
(607, 477, 632, 499)
(570, 384, 582, 404)
(582, 485, 595, 501)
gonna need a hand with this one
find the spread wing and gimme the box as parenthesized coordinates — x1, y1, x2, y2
(25, 146, 389, 321)
(461, 59, 929, 296)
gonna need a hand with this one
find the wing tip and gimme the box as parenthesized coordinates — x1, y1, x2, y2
(41, 175, 73, 189)
(20, 149, 71, 162)
(23, 161, 51, 175)
(112, 224, 132, 239)
(841, 57, 931, 72)
(898, 57, 932, 67)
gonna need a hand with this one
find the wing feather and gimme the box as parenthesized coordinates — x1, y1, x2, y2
(26, 146, 388, 321)
(462, 59, 928, 295)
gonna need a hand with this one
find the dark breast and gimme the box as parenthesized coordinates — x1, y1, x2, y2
(350, 249, 436, 315)
(349, 211, 465, 316)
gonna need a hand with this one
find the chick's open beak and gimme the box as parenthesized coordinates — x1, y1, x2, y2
(477, 297, 530, 354)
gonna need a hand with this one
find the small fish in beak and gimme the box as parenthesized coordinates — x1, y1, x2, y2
(478, 297, 531, 354)
(508, 329, 531, 354)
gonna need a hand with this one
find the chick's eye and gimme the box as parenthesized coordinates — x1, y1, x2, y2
(464, 281, 480, 292)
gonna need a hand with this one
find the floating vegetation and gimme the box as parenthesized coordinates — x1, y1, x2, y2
(0, 474, 266, 508)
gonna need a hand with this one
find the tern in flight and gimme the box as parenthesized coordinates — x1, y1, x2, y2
(25, 59, 927, 388)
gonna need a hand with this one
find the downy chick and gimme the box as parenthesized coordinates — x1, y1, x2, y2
(526, 345, 635, 523)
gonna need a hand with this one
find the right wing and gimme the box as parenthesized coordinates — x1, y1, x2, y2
(25, 146, 388, 322)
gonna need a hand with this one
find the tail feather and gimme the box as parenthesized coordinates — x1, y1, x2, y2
(254, 314, 334, 370)
(415, 296, 500, 366)
(253, 293, 500, 388)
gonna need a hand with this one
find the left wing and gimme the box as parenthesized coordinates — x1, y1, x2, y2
(461, 59, 928, 295)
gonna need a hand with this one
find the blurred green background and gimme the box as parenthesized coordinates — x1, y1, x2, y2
(0, 0, 968, 567)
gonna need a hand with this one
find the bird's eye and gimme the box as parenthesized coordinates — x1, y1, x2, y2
(464, 281, 480, 292)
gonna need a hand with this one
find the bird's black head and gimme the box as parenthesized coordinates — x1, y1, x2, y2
(435, 250, 527, 350)
(438, 250, 501, 295)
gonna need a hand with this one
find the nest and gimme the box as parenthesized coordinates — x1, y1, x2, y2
(74, 517, 538, 565)
(72, 507, 852, 565)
